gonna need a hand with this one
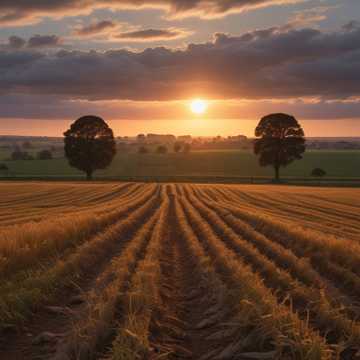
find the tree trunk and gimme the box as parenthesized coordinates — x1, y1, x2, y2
(86, 170, 93, 181)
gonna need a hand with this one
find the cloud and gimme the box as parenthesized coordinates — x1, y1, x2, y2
(7, 36, 26, 49)
(114, 28, 191, 41)
(1, 25, 360, 104)
(2, 35, 62, 49)
(72, 20, 191, 41)
(27, 35, 62, 48)
(343, 20, 360, 32)
(0, 0, 306, 26)
(74, 20, 117, 36)
(2, 95, 360, 122)
(288, 5, 338, 27)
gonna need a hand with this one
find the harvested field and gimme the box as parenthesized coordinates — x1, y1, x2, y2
(0, 182, 359, 360)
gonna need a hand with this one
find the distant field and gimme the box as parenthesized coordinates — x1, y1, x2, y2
(0, 182, 360, 358)
(1, 149, 360, 180)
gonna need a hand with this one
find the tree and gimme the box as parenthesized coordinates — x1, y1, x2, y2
(11, 150, 23, 161)
(254, 113, 305, 182)
(137, 134, 146, 143)
(311, 168, 326, 178)
(37, 149, 53, 160)
(156, 145, 168, 154)
(0, 163, 8, 177)
(138, 145, 149, 154)
(22, 141, 32, 149)
(174, 142, 182, 153)
(183, 143, 191, 153)
(64, 115, 116, 180)
(11, 150, 33, 161)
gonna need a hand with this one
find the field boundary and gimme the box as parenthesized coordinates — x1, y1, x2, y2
(0, 175, 360, 187)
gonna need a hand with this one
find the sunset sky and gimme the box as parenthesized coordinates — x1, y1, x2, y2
(1, 0, 360, 137)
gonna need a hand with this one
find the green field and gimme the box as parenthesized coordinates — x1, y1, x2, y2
(0, 149, 359, 180)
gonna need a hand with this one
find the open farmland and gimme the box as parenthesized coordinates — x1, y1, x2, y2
(0, 182, 360, 359)
(1, 149, 360, 181)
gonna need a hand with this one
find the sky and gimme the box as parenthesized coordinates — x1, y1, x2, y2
(0, 0, 360, 137)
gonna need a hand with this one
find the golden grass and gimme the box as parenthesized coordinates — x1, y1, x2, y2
(0, 182, 359, 359)
(178, 194, 334, 358)
(0, 185, 161, 326)
(0, 183, 155, 277)
(184, 185, 360, 348)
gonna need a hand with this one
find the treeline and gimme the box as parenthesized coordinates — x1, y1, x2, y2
(10, 149, 53, 161)
(307, 139, 360, 150)
(118, 133, 252, 150)
(0, 140, 59, 161)
(138, 142, 191, 154)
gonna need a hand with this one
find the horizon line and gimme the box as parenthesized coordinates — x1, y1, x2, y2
(1, 134, 360, 140)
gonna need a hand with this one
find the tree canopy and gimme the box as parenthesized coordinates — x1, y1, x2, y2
(254, 113, 305, 181)
(174, 142, 182, 153)
(64, 115, 116, 180)
(138, 145, 149, 154)
(311, 168, 326, 178)
(156, 145, 168, 154)
(11, 150, 33, 161)
(37, 149, 53, 160)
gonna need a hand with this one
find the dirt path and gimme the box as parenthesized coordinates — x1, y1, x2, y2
(150, 194, 223, 359)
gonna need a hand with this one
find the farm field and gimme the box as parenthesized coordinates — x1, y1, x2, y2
(1, 149, 360, 180)
(0, 182, 360, 359)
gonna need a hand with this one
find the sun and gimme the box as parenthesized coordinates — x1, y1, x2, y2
(190, 99, 208, 115)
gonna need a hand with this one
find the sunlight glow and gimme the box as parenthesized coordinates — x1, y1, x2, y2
(190, 99, 208, 115)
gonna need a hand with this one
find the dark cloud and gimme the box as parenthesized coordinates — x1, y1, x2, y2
(343, 20, 360, 32)
(0, 51, 44, 72)
(8, 36, 26, 49)
(1, 95, 360, 122)
(74, 20, 117, 36)
(27, 35, 62, 48)
(0, 0, 305, 25)
(115, 28, 190, 41)
(2, 35, 62, 49)
(73, 21, 191, 41)
(1, 25, 360, 104)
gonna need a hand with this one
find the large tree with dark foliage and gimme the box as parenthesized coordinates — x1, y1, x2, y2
(254, 113, 305, 181)
(64, 115, 116, 180)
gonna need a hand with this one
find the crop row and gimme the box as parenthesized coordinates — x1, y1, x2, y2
(177, 193, 333, 358)
(53, 189, 169, 360)
(184, 185, 360, 351)
(0, 183, 156, 277)
(204, 186, 360, 300)
(0, 185, 161, 328)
